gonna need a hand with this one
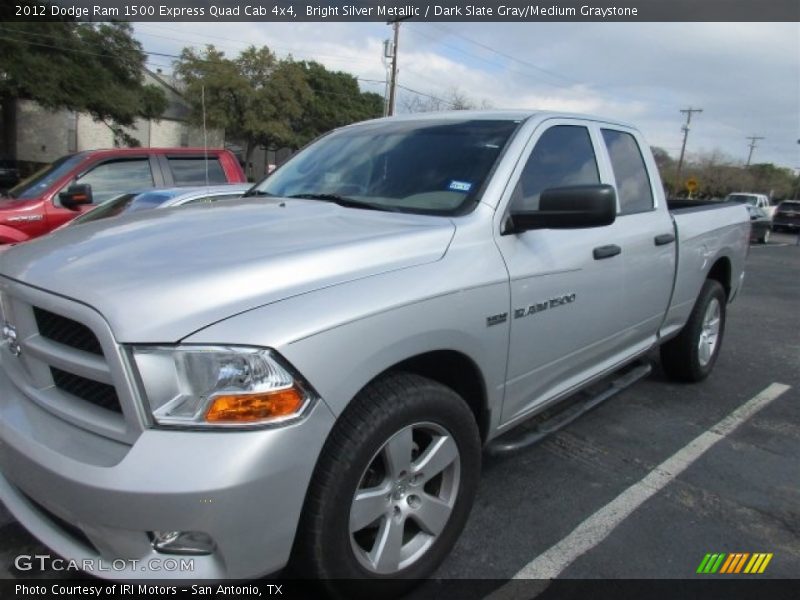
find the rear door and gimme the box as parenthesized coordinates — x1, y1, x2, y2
(596, 126, 675, 351)
(494, 118, 632, 425)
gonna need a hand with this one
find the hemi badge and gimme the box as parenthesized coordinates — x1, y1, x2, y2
(486, 313, 508, 327)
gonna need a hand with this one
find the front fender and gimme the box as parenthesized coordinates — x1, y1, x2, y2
(184, 253, 512, 436)
(0, 224, 31, 244)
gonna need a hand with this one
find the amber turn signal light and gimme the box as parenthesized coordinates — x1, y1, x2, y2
(204, 387, 305, 423)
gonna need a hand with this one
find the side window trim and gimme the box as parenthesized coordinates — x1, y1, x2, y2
(587, 124, 620, 214)
(75, 156, 150, 181)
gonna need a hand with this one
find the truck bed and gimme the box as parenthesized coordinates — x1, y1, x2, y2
(659, 200, 749, 340)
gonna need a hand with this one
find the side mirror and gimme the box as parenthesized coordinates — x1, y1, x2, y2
(504, 184, 617, 233)
(59, 184, 93, 210)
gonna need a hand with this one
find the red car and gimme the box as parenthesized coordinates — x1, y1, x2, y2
(0, 148, 246, 244)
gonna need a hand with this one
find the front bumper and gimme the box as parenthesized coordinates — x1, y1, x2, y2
(0, 365, 335, 579)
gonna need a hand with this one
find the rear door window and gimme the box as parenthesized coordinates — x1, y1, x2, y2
(601, 129, 654, 215)
(76, 158, 153, 204)
(167, 157, 227, 185)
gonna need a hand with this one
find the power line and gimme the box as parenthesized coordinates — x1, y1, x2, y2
(395, 84, 455, 107)
(430, 23, 576, 86)
(134, 24, 379, 68)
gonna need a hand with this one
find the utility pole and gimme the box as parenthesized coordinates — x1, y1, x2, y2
(387, 20, 401, 116)
(745, 136, 764, 167)
(382, 40, 393, 117)
(674, 107, 703, 192)
(386, 15, 412, 117)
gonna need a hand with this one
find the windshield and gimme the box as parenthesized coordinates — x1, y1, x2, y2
(5, 154, 85, 200)
(778, 202, 800, 212)
(252, 119, 521, 215)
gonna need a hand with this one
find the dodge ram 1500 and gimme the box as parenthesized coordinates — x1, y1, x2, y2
(0, 111, 749, 596)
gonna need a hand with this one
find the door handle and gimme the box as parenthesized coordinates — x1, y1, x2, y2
(593, 244, 622, 260)
(654, 233, 676, 246)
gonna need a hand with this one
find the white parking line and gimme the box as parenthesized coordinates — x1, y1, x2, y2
(491, 382, 791, 592)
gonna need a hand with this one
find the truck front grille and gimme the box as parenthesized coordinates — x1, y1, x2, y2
(51, 367, 121, 414)
(0, 278, 142, 443)
(34, 307, 104, 356)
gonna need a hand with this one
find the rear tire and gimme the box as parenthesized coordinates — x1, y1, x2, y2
(660, 279, 726, 382)
(294, 372, 481, 599)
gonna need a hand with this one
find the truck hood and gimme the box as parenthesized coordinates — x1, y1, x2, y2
(0, 196, 44, 220)
(0, 198, 455, 342)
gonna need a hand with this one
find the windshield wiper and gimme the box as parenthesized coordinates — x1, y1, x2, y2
(286, 193, 399, 212)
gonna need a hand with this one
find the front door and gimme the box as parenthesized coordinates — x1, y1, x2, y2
(494, 119, 631, 426)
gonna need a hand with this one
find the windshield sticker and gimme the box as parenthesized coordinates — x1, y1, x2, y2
(448, 180, 473, 192)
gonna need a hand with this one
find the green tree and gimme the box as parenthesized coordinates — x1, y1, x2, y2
(0, 20, 167, 149)
(654, 147, 798, 200)
(293, 61, 383, 145)
(175, 45, 311, 173)
(650, 146, 676, 195)
(748, 163, 796, 199)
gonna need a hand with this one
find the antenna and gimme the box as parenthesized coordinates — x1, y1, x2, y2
(202, 84, 209, 189)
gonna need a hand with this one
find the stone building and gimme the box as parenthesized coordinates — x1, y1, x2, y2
(1, 69, 225, 171)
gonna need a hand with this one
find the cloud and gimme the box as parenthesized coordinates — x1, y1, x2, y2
(135, 21, 800, 168)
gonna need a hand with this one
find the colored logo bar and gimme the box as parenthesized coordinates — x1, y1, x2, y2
(696, 552, 773, 574)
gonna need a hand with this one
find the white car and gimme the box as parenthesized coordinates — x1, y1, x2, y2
(726, 192, 776, 218)
(68, 184, 253, 227)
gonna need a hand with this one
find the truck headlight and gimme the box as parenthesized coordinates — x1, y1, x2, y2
(131, 346, 315, 428)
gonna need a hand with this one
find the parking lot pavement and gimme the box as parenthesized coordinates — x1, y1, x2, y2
(0, 235, 798, 590)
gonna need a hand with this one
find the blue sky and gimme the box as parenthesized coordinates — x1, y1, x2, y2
(134, 21, 800, 170)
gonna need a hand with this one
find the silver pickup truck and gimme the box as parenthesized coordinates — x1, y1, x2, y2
(0, 112, 748, 595)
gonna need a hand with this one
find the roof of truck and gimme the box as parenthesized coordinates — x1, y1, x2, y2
(351, 109, 636, 130)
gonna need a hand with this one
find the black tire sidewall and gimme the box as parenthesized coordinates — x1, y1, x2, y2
(297, 374, 481, 590)
(683, 280, 727, 380)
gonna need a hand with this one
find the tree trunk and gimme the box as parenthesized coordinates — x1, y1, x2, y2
(0, 96, 17, 160)
(244, 139, 255, 182)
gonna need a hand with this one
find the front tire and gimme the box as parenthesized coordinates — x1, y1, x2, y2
(759, 229, 770, 244)
(294, 372, 481, 598)
(660, 279, 726, 382)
